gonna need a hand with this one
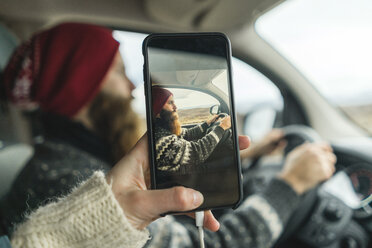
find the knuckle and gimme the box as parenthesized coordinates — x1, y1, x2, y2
(308, 147, 318, 155)
(303, 146, 317, 158)
(331, 154, 337, 163)
(301, 145, 312, 153)
(322, 164, 333, 178)
(173, 187, 189, 209)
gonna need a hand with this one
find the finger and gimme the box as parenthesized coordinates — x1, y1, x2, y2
(128, 133, 150, 170)
(316, 142, 333, 152)
(185, 210, 220, 232)
(322, 162, 335, 179)
(142, 187, 204, 216)
(278, 140, 287, 149)
(238, 135, 251, 150)
(320, 155, 336, 178)
(330, 163, 336, 174)
(131, 132, 149, 155)
(325, 153, 337, 174)
(204, 210, 220, 232)
(327, 152, 337, 164)
(270, 129, 285, 140)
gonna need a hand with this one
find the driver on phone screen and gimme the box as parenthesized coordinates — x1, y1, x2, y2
(152, 86, 231, 173)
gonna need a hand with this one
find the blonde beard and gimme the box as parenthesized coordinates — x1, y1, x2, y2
(158, 109, 182, 136)
(170, 112, 182, 136)
(88, 91, 142, 163)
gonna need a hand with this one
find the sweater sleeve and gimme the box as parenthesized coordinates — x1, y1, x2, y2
(144, 178, 300, 248)
(10, 171, 149, 248)
(156, 126, 225, 171)
(181, 122, 209, 141)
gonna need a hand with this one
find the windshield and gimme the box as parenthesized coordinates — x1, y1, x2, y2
(256, 0, 372, 134)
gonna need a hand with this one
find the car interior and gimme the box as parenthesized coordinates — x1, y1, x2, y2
(1, 0, 372, 247)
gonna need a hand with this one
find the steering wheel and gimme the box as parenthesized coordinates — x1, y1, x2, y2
(281, 124, 323, 155)
(243, 125, 325, 244)
(273, 125, 325, 244)
(206, 113, 232, 146)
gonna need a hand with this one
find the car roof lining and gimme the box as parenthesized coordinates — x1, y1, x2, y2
(0, 0, 284, 36)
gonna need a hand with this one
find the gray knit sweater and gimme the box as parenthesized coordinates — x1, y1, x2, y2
(154, 122, 225, 173)
(145, 178, 300, 248)
(9, 171, 300, 248)
(10, 172, 149, 248)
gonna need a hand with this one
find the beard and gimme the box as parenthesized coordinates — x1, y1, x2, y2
(88, 91, 142, 163)
(159, 109, 182, 136)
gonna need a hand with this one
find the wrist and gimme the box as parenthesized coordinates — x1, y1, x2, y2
(277, 173, 307, 195)
(219, 124, 228, 130)
(105, 173, 127, 214)
(106, 175, 142, 229)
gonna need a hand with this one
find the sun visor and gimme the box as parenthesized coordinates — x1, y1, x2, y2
(144, 0, 282, 30)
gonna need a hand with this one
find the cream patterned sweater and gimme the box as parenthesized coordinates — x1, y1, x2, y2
(10, 171, 149, 248)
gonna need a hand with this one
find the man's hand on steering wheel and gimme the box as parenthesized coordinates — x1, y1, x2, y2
(278, 143, 337, 195)
(206, 114, 220, 126)
(205, 114, 232, 150)
(218, 115, 231, 130)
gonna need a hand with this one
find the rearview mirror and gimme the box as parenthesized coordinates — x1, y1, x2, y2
(210, 104, 220, 115)
(243, 106, 277, 141)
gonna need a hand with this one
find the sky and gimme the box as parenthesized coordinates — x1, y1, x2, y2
(256, 0, 372, 106)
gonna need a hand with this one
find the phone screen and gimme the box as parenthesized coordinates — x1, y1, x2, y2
(143, 33, 242, 210)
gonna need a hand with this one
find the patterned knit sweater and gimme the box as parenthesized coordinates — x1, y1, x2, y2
(154, 122, 225, 174)
(145, 177, 300, 248)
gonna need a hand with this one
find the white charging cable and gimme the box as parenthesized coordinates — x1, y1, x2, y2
(195, 211, 205, 248)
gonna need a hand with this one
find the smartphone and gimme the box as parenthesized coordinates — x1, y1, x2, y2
(143, 33, 242, 212)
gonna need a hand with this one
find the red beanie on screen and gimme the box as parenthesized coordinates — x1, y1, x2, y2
(3, 22, 119, 117)
(152, 87, 173, 116)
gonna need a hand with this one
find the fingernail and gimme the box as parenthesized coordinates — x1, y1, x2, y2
(193, 191, 204, 206)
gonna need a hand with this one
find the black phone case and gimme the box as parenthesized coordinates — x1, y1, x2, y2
(142, 32, 243, 213)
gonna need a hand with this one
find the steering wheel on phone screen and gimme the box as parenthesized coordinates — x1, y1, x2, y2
(206, 113, 232, 146)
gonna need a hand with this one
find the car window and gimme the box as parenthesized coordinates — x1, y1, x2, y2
(231, 58, 283, 140)
(256, 0, 372, 134)
(114, 30, 283, 139)
(113, 31, 147, 118)
(166, 88, 219, 125)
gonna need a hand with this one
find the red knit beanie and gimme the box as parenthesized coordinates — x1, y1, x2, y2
(3, 22, 119, 117)
(152, 87, 173, 116)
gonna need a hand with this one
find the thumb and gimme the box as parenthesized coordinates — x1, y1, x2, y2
(141, 186, 204, 216)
